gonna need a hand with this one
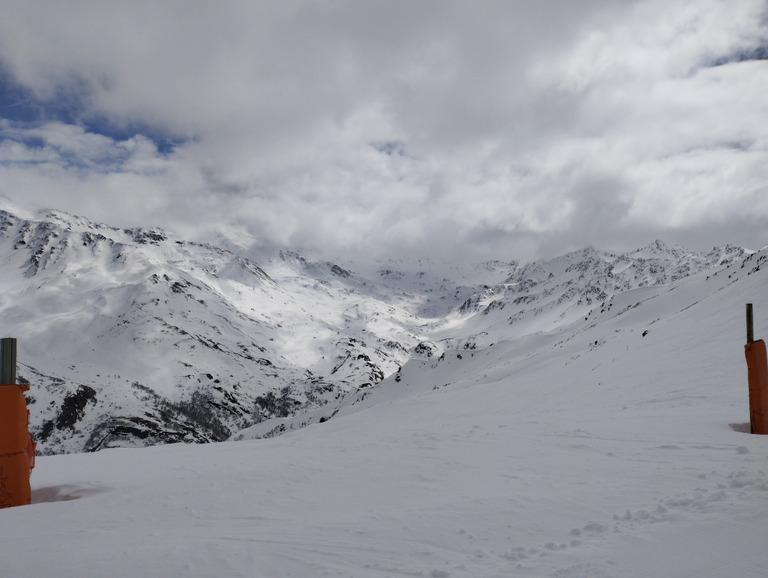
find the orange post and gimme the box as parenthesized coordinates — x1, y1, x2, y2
(0, 383, 34, 507)
(0, 338, 35, 508)
(745, 339, 768, 435)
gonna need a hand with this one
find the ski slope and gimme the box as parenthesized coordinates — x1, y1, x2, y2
(2, 250, 768, 577)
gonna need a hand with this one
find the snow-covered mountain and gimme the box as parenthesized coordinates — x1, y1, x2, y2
(3, 220, 767, 577)
(0, 208, 431, 453)
(431, 241, 747, 350)
(0, 206, 754, 454)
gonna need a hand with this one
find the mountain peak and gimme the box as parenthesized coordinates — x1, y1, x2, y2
(0, 207, 760, 454)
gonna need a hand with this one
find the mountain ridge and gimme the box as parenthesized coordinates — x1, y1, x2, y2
(0, 206, 758, 454)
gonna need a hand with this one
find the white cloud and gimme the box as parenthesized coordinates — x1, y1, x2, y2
(0, 0, 766, 263)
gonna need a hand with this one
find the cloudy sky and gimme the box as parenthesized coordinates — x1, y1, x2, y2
(0, 0, 766, 264)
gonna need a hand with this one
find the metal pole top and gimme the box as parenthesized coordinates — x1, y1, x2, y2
(1, 338, 17, 384)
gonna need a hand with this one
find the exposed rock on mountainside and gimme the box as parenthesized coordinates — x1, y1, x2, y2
(1, 209, 423, 453)
(0, 207, 754, 453)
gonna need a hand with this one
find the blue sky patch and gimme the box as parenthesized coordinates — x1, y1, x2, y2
(0, 67, 183, 155)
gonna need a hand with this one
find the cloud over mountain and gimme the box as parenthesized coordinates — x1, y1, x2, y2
(0, 0, 766, 263)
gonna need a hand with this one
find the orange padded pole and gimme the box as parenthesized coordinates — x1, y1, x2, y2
(0, 384, 32, 507)
(745, 339, 768, 435)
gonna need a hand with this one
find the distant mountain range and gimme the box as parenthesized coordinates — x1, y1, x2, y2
(0, 207, 756, 454)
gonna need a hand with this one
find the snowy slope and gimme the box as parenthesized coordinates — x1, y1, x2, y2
(2, 244, 767, 577)
(429, 242, 747, 351)
(0, 208, 428, 453)
(0, 204, 756, 457)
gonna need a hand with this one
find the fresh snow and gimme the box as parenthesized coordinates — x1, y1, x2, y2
(2, 239, 767, 576)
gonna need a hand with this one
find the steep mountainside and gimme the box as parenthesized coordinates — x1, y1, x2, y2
(0, 206, 756, 453)
(0, 209, 427, 453)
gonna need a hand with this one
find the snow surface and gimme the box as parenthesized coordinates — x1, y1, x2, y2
(2, 247, 768, 577)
